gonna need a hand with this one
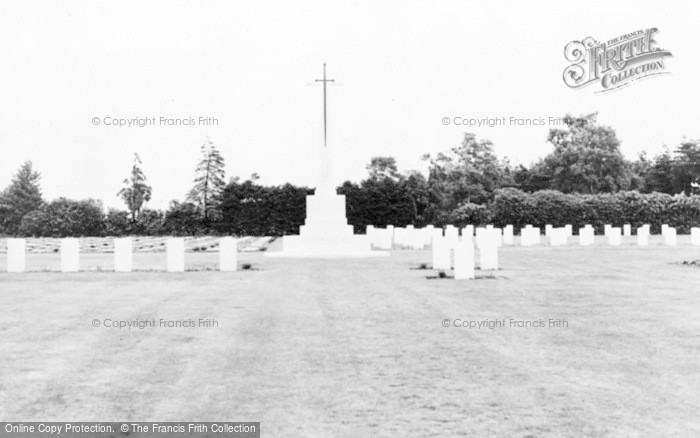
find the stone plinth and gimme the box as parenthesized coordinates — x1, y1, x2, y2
(267, 187, 388, 258)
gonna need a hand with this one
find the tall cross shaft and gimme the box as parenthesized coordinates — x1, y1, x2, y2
(315, 63, 335, 147)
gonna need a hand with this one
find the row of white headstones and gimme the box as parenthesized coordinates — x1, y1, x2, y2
(367, 224, 700, 280)
(3, 225, 699, 274)
(2, 237, 239, 273)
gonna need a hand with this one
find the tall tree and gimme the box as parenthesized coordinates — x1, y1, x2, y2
(187, 136, 226, 222)
(643, 148, 676, 194)
(424, 132, 506, 207)
(543, 113, 630, 193)
(117, 153, 152, 222)
(366, 156, 401, 181)
(672, 139, 700, 195)
(0, 161, 44, 235)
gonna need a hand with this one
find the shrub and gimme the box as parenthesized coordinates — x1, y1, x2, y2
(104, 209, 131, 236)
(447, 202, 492, 227)
(490, 188, 700, 234)
(18, 198, 105, 237)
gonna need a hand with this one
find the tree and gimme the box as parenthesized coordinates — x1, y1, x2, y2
(17, 198, 104, 237)
(163, 201, 203, 236)
(187, 137, 226, 223)
(512, 162, 551, 192)
(117, 153, 152, 222)
(0, 161, 43, 235)
(628, 151, 652, 192)
(643, 148, 676, 194)
(673, 139, 700, 195)
(542, 113, 630, 193)
(366, 156, 401, 181)
(424, 132, 507, 207)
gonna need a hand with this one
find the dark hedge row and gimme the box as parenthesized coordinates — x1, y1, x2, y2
(490, 189, 700, 234)
(8, 185, 700, 237)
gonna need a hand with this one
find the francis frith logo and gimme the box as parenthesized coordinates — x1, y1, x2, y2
(563, 28, 672, 93)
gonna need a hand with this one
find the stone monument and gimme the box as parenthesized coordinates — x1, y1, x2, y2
(267, 65, 389, 258)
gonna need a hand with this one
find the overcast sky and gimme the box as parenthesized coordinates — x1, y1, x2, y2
(1, 0, 698, 209)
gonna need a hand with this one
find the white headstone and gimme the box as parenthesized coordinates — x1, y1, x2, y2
(637, 228, 649, 246)
(608, 228, 622, 246)
(393, 227, 407, 247)
(520, 226, 535, 246)
(7, 238, 26, 273)
(491, 227, 503, 247)
(550, 228, 567, 246)
(661, 224, 669, 236)
(691, 227, 700, 246)
(432, 237, 451, 270)
(545, 224, 553, 238)
(664, 227, 677, 246)
(462, 225, 475, 238)
(604, 224, 612, 236)
(410, 228, 426, 250)
(479, 237, 499, 270)
(167, 238, 185, 272)
(503, 225, 514, 245)
(564, 224, 573, 237)
(579, 227, 594, 246)
(61, 238, 80, 272)
(445, 226, 459, 248)
(219, 236, 238, 271)
(113, 238, 133, 272)
(623, 224, 632, 237)
(453, 241, 475, 280)
(430, 227, 443, 246)
(379, 228, 394, 250)
(366, 225, 378, 248)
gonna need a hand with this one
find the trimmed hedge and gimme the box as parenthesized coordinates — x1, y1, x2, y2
(7, 186, 700, 237)
(491, 188, 700, 234)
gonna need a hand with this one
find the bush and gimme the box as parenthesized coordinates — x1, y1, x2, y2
(447, 202, 492, 227)
(163, 201, 206, 236)
(18, 198, 105, 237)
(220, 181, 311, 236)
(134, 209, 165, 235)
(104, 209, 131, 236)
(490, 189, 700, 234)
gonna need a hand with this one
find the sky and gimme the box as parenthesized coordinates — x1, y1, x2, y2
(1, 0, 699, 210)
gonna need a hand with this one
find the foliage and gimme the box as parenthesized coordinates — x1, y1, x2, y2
(0, 161, 44, 235)
(104, 209, 132, 236)
(491, 188, 700, 234)
(542, 113, 630, 193)
(446, 202, 492, 227)
(117, 153, 152, 222)
(366, 156, 401, 181)
(163, 201, 205, 236)
(220, 180, 311, 236)
(17, 198, 105, 237)
(424, 132, 508, 206)
(187, 137, 226, 223)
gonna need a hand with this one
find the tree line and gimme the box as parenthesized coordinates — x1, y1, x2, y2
(0, 113, 698, 237)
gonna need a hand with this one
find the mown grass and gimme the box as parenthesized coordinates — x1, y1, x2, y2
(0, 242, 699, 436)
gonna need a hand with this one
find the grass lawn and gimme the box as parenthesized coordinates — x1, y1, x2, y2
(0, 240, 699, 436)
